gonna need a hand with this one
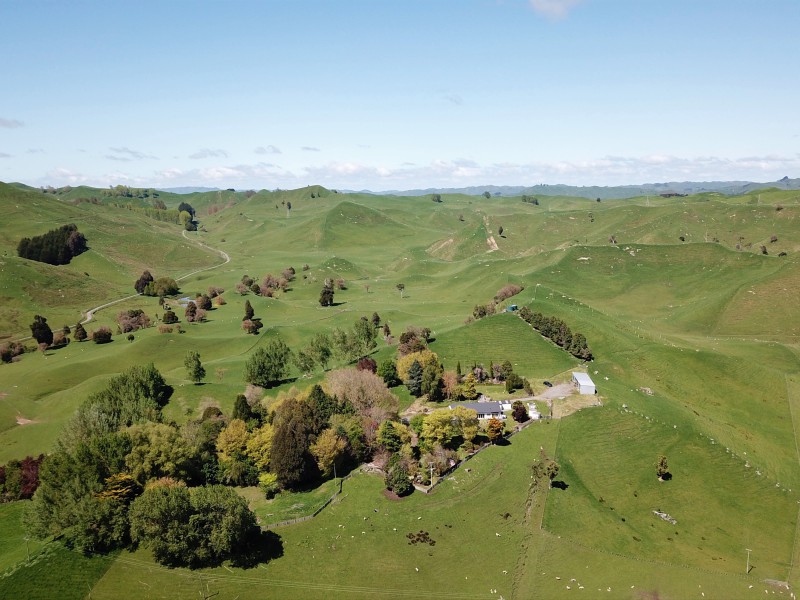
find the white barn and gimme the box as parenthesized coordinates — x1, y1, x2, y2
(572, 372, 596, 395)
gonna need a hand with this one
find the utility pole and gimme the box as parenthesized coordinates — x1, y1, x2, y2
(746, 548, 752, 574)
(429, 464, 434, 489)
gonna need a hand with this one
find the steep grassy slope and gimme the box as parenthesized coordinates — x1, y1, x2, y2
(0, 183, 222, 338)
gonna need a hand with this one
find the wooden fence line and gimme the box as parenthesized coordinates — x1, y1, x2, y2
(261, 471, 350, 530)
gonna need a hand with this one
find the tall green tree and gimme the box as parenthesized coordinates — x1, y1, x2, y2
(308, 332, 332, 371)
(377, 359, 401, 387)
(270, 398, 318, 488)
(461, 372, 478, 400)
(30, 315, 53, 346)
(352, 317, 377, 358)
(184, 351, 206, 384)
(129, 484, 259, 568)
(243, 337, 291, 388)
(406, 360, 423, 397)
(319, 282, 334, 306)
(420, 357, 444, 401)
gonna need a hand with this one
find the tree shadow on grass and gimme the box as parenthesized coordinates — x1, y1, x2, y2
(551, 480, 569, 490)
(230, 530, 284, 569)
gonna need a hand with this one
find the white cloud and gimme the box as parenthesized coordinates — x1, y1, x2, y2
(443, 94, 463, 105)
(529, 0, 583, 19)
(302, 146, 321, 152)
(44, 167, 92, 184)
(0, 118, 23, 128)
(27, 148, 45, 154)
(56, 153, 800, 192)
(254, 145, 281, 155)
(189, 148, 227, 159)
(189, 148, 228, 159)
(0, 152, 11, 158)
(107, 147, 158, 161)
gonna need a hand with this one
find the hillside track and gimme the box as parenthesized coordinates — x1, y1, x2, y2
(81, 229, 231, 325)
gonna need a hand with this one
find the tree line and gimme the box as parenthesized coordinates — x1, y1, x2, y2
(518, 306, 592, 360)
(17, 224, 88, 265)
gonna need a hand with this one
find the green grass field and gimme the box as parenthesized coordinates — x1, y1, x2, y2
(2, 182, 800, 598)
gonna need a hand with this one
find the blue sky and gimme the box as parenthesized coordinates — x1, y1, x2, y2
(1, 0, 798, 190)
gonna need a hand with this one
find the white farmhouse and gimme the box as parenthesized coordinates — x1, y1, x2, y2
(449, 402, 506, 420)
(572, 372, 596, 395)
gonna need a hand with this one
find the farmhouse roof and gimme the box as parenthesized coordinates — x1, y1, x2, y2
(572, 372, 594, 386)
(450, 402, 504, 413)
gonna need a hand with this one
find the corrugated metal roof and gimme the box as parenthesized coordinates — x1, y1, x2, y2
(449, 402, 503, 413)
(572, 372, 595, 386)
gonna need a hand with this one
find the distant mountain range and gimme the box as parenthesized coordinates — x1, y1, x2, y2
(366, 176, 800, 200)
(20, 178, 800, 199)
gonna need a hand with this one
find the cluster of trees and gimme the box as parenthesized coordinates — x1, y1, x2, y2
(0, 455, 44, 501)
(243, 316, 379, 380)
(134, 270, 180, 297)
(521, 195, 540, 205)
(117, 309, 151, 333)
(242, 299, 263, 334)
(472, 284, 524, 322)
(495, 283, 524, 303)
(236, 270, 295, 297)
(26, 363, 278, 567)
(102, 185, 160, 199)
(518, 306, 592, 360)
(377, 399, 518, 493)
(17, 224, 88, 265)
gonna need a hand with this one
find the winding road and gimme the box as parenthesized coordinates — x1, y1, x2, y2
(80, 229, 231, 325)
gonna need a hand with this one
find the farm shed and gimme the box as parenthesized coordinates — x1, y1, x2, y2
(449, 402, 506, 420)
(572, 372, 596, 395)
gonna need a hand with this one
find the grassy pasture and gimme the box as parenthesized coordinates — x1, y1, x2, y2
(430, 312, 579, 379)
(2, 182, 800, 597)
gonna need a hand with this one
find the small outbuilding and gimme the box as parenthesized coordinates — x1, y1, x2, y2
(572, 372, 596, 395)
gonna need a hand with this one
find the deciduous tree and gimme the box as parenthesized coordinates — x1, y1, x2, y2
(135, 270, 154, 294)
(310, 428, 347, 478)
(308, 332, 332, 371)
(184, 351, 206, 384)
(486, 417, 504, 444)
(511, 400, 529, 423)
(243, 338, 291, 388)
(377, 359, 401, 387)
(125, 422, 194, 486)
